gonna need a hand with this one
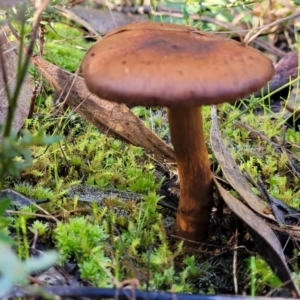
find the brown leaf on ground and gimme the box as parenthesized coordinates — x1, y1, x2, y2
(214, 178, 300, 298)
(210, 106, 275, 221)
(210, 106, 299, 297)
(31, 56, 175, 162)
(0, 28, 32, 133)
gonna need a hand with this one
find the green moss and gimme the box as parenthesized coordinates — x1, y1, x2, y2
(44, 22, 92, 72)
(18, 112, 159, 197)
(52, 193, 187, 289)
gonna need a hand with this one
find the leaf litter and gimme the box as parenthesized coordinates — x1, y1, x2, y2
(210, 105, 300, 297)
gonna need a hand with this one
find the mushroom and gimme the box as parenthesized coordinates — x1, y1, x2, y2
(81, 22, 274, 244)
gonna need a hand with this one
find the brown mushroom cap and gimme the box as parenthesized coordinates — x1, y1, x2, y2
(82, 22, 274, 107)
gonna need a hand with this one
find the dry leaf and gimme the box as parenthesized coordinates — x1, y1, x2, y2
(31, 56, 175, 162)
(210, 106, 299, 297)
(214, 178, 300, 297)
(210, 106, 275, 221)
(0, 28, 32, 134)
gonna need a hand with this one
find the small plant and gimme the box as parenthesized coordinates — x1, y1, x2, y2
(29, 220, 49, 236)
(0, 1, 61, 296)
(54, 216, 109, 262)
(248, 256, 281, 296)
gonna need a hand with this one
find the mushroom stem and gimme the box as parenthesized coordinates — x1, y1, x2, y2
(167, 107, 213, 244)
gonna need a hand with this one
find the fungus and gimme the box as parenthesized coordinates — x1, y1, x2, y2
(81, 22, 274, 244)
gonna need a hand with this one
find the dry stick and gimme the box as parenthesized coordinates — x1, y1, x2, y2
(31, 228, 39, 249)
(30, 201, 59, 222)
(244, 11, 300, 45)
(0, 28, 11, 99)
(5, 210, 58, 222)
(28, 79, 43, 118)
(285, 102, 300, 118)
(275, 135, 300, 180)
(36, 22, 45, 56)
(54, 66, 80, 113)
(28, 275, 46, 286)
(33, 0, 51, 23)
(233, 120, 280, 148)
(104, 0, 118, 29)
(54, 5, 100, 39)
(233, 227, 238, 295)
(54, 208, 92, 218)
(281, 123, 287, 147)
(146, 243, 152, 291)
(268, 222, 300, 240)
(27, 21, 46, 118)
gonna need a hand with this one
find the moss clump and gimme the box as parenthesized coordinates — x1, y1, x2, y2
(44, 22, 92, 72)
